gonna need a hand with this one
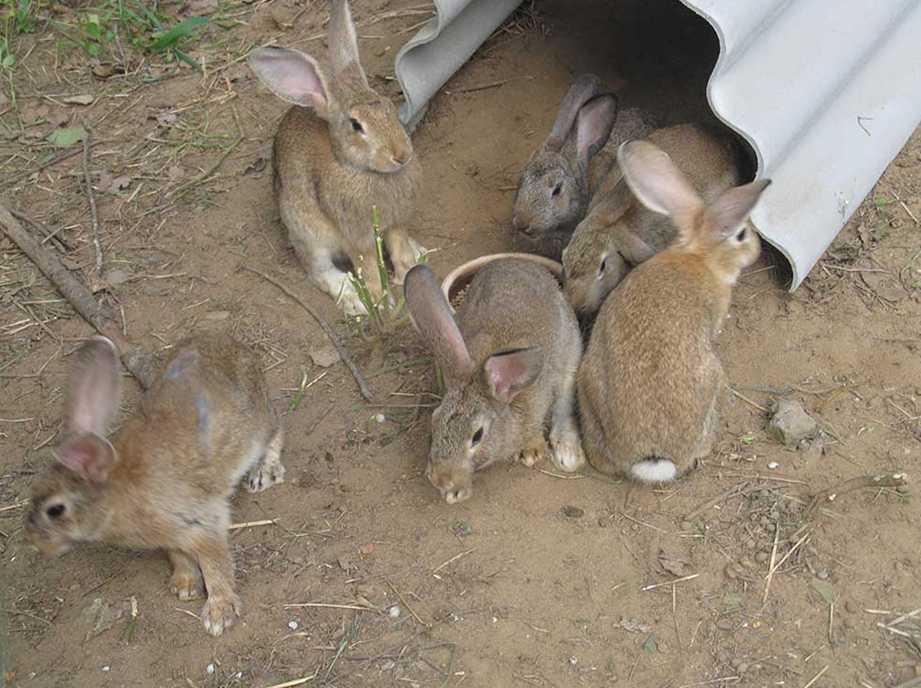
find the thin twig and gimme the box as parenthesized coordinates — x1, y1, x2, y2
(685, 483, 746, 520)
(229, 519, 277, 531)
(533, 466, 585, 479)
(641, 573, 699, 591)
(802, 665, 829, 688)
(731, 388, 769, 413)
(242, 265, 373, 401)
(432, 548, 475, 574)
(283, 602, 377, 613)
(894, 677, 921, 688)
(81, 126, 103, 275)
(762, 522, 781, 605)
(807, 472, 908, 515)
(264, 674, 318, 688)
(445, 75, 534, 95)
(386, 579, 430, 627)
(0, 500, 29, 513)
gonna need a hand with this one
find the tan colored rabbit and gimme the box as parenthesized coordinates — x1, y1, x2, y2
(577, 139, 770, 482)
(248, 0, 424, 316)
(26, 334, 284, 636)
(405, 259, 584, 504)
(563, 123, 743, 315)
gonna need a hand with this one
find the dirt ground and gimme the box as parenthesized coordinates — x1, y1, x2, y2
(2, 1, 920, 687)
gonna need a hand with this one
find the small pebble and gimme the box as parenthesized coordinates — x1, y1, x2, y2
(288, 620, 299, 630)
(388, 605, 401, 619)
(767, 461, 780, 470)
(568, 656, 578, 666)
(374, 413, 386, 424)
(102, 666, 110, 673)
(206, 664, 216, 675)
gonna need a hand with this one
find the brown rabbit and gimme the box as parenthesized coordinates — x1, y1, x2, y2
(248, 0, 424, 316)
(577, 139, 770, 482)
(26, 334, 285, 636)
(405, 260, 584, 503)
(563, 123, 743, 315)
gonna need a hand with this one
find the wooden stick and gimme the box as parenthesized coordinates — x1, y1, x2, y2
(242, 265, 373, 401)
(802, 665, 829, 688)
(283, 602, 377, 612)
(264, 674, 317, 688)
(641, 573, 699, 591)
(0, 202, 155, 389)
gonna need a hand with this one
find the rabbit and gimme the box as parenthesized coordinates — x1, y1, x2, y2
(25, 333, 285, 636)
(577, 138, 770, 482)
(248, 0, 424, 316)
(404, 259, 584, 503)
(511, 74, 623, 260)
(562, 123, 744, 316)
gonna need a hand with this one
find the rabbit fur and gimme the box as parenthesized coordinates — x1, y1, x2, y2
(405, 259, 584, 504)
(512, 74, 656, 260)
(26, 333, 284, 636)
(248, 0, 424, 316)
(577, 139, 769, 483)
(563, 123, 744, 315)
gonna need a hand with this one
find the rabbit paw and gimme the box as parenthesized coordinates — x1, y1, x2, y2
(201, 593, 240, 637)
(171, 568, 204, 601)
(520, 437, 549, 467)
(245, 456, 285, 493)
(550, 428, 586, 473)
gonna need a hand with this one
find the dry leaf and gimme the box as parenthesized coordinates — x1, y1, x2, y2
(156, 110, 178, 126)
(359, 543, 375, 555)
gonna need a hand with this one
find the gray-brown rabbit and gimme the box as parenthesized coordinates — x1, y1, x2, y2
(577, 139, 770, 482)
(405, 259, 584, 503)
(248, 0, 424, 316)
(26, 333, 284, 636)
(563, 123, 743, 315)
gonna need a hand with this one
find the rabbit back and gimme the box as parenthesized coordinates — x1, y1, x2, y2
(578, 257, 725, 479)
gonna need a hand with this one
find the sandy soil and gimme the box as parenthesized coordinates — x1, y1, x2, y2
(2, 1, 920, 687)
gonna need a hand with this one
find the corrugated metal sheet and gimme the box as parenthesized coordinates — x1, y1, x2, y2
(395, 0, 921, 288)
(681, 0, 921, 288)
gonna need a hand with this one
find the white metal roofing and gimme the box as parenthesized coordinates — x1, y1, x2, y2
(394, 0, 921, 288)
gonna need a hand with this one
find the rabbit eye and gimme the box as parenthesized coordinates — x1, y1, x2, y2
(551, 183, 562, 198)
(735, 227, 747, 242)
(350, 118, 365, 134)
(46, 503, 65, 519)
(471, 427, 484, 447)
(598, 255, 608, 277)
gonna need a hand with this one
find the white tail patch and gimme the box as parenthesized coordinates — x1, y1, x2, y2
(630, 458, 677, 483)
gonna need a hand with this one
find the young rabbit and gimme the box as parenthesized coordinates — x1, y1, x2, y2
(26, 334, 285, 636)
(563, 123, 743, 315)
(404, 259, 584, 503)
(511, 74, 622, 260)
(248, 0, 424, 316)
(577, 139, 770, 482)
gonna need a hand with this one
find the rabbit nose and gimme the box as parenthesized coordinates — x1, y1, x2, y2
(391, 150, 411, 167)
(512, 215, 533, 236)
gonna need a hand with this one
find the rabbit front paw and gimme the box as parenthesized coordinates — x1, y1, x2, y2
(201, 593, 241, 636)
(390, 236, 427, 285)
(550, 428, 586, 473)
(245, 455, 285, 493)
(171, 568, 204, 601)
(520, 437, 549, 467)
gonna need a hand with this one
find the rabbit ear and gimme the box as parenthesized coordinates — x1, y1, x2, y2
(56, 434, 117, 484)
(66, 337, 121, 438)
(546, 74, 603, 151)
(705, 180, 772, 241)
(617, 140, 704, 227)
(484, 347, 543, 403)
(576, 94, 617, 169)
(328, 0, 369, 86)
(404, 265, 474, 382)
(248, 47, 330, 117)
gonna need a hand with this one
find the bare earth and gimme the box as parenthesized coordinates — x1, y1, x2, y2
(2, 1, 920, 687)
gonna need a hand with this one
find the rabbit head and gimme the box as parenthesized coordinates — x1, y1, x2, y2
(562, 178, 658, 314)
(248, 0, 412, 174)
(617, 139, 768, 282)
(405, 265, 544, 504)
(27, 337, 122, 557)
(512, 76, 617, 255)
